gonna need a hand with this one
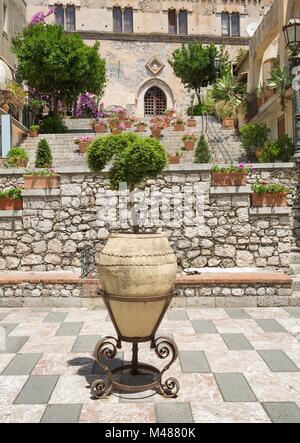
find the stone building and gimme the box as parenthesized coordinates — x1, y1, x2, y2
(237, 0, 300, 141)
(26, 0, 273, 116)
(0, 0, 27, 89)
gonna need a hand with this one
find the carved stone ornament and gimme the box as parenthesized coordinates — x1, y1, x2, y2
(146, 57, 165, 76)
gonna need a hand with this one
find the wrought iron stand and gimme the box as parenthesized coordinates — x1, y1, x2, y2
(90, 290, 180, 399)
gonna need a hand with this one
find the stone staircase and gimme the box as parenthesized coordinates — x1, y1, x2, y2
(20, 116, 246, 168)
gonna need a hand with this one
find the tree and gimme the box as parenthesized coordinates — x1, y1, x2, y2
(168, 43, 218, 104)
(12, 24, 106, 115)
(35, 139, 53, 168)
(194, 134, 211, 163)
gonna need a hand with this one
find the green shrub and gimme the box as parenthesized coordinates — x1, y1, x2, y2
(41, 116, 67, 134)
(0, 187, 22, 200)
(252, 182, 290, 194)
(194, 134, 211, 163)
(35, 139, 53, 168)
(5, 146, 29, 167)
(88, 132, 167, 232)
(259, 135, 295, 163)
(240, 123, 270, 154)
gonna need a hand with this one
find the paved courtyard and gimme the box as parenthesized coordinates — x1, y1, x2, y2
(0, 306, 300, 423)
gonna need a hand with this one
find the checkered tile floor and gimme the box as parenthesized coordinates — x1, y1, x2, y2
(1, 306, 300, 423)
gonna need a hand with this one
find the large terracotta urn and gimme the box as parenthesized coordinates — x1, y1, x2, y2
(98, 233, 177, 340)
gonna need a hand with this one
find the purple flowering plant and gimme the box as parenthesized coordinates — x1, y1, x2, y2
(29, 8, 56, 26)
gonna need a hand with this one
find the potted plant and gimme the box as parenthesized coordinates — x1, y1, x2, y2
(5, 147, 29, 168)
(74, 136, 94, 153)
(29, 125, 40, 138)
(240, 123, 270, 161)
(182, 133, 197, 151)
(211, 164, 254, 187)
(187, 117, 197, 128)
(150, 116, 167, 138)
(215, 101, 237, 129)
(92, 119, 107, 134)
(172, 117, 185, 132)
(164, 109, 175, 119)
(194, 133, 211, 163)
(87, 135, 178, 399)
(168, 150, 182, 164)
(23, 169, 60, 189)
(0, 187, 23, 210)
(135, 120, 147, 133)
(251, 182, 289, 207)
(125, 115, 135, 129)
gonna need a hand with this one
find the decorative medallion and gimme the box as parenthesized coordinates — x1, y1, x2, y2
(146, 57, 165, 76)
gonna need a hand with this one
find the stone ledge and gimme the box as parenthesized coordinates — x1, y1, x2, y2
(249, 207, 291, 216)
(0, 210, 23, 218)
(0, 271, 81, 285)
(0, 271, 290, 287)
(210, 186, 251, 195)
(22, 189, 61, 197)
(176, 272, 292, 285)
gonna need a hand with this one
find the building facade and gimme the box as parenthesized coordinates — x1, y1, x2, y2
(0, 0, 27, 90)
(26, 0, 273, 116)
(237, 0, 300, 142)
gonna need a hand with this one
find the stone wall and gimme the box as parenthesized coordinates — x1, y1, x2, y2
(0, 163, 297, 274)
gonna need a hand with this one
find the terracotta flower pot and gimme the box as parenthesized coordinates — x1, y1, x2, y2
(29, 131, 38, 138)
(184, 140, 195, 151)
(0, 198, 23, 211)
(94, 122, 106, 133)
(137, 124, 146, 132)
(173, 124, 185, 132)
(187, 119, 196, 128)
(79, 142, 90, 153)
(151, 127, 162, 138)
(2, 103, 9, 113)
(222, 118, 236, 129)
(124, 120, 132, 129)
(211, 172, 247, 187)
(250, 193, 287, 208)
(111, 128, 122, 135)
(24, 175, 61, 189)
(168, 155, 181, 164)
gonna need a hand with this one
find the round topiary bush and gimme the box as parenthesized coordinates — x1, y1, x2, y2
(87, 132, 167, 232)
(5, 146, 29, 167)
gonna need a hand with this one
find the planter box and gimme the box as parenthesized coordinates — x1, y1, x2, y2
(168, 155, 181, 164)
(136, 124, 146, 132)
(222, 118, 236, 129)
(211, 172, 247, 187)
(173, 124, 185, 131)
(24, 175, 61, 190)
(187, 119, 196, 128)
(251, 193, 287, 208)
(94, 122, 106, 133)
(184, 140, 195, 151)
(0, 198, 23, 211)
(151, 128, 162, 138)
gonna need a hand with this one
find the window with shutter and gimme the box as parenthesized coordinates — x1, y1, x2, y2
(113, 7, 122, 32)
(66, 5, 76, 31)
(178, 10, 187, 35)
(168, 10, 177, 35)
(124, 8, 133, 33)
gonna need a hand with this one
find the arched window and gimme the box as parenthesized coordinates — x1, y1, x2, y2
(66, 5, 76, 31)
(124, 8, 133, 33)
(54, 5, 64, 27)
